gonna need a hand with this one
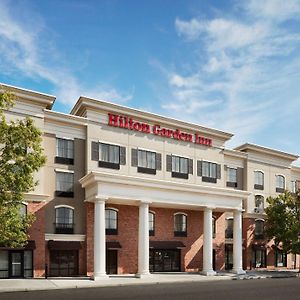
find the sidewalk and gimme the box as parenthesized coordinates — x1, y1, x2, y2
(0, 270, 298, 293)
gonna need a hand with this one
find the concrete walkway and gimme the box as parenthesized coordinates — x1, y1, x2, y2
(0, 270, 298, 293)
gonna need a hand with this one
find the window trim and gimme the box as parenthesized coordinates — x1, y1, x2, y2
(171, 155, 189, 179)
(226, 167, 237, 187)
(254, 219, 265, 240)
(55, 171, 74, 198)
(202, 161, 218, 183)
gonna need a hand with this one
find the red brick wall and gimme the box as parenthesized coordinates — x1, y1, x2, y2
(86, 203, 226, 275)
(28, 202, 46, 277)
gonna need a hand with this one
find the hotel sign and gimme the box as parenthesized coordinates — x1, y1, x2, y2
(108, 113, 212, 146)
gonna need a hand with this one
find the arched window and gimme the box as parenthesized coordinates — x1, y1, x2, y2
(149, 212, 155, 236)
(174, 213, 187, 237)
(254, 195, 264, 213)
(19, 203, 27, 217)
(254, 171, 264, 190)
(255, 219, 264, 239)
(55, 206, 74, 234)
(276, 175, 285, 193)
(225, 218, 233, 238)
(105, 208, 118, 235)
(212, 216, 216, 238)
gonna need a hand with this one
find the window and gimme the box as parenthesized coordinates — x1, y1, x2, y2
(19, 204, 27, 217)
(202, 161, 218, 183)
(105, 209, 118, 235)
(252, 249, 266, 268)
(172, 156, 188, 179)
(55, 138, 74, 165)
(55, 172, 74, 197)
(254, 195, 264, 213)
(99, 143, 120, 169)
(276, 175, 285, 193)
(138, 150, 156, 174)
(0, 251, 8, 278)
(174, 213, 187, 237)
(149, 212, 155, 236)
(225, 218, 233, 238)
(212, 216, 216, 239)
(254, 171, 264, 190)
(291, 181, 297, 193)
(275, 251, 287, 267)
(55, 207, 74, 234)
(255, 219, 264, 239)
(227, 168, 237, 187)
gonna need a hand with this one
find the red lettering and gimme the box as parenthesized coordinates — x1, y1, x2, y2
(108, 113, 119, 127)
(142, 123, 150, 133)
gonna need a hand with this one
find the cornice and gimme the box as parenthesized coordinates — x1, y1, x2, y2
(71, 96, 233, 141)
(80, 171, 251, 200)
(44, 109, 87, 127)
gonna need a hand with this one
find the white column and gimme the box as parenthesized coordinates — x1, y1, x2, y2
(93, 198, 109, 280)
(233, 209, 246, 275)
(202, 207, 216, 276)
(136, 201, 151, 278)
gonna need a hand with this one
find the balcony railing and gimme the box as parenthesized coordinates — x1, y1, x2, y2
(55, 223, 74, 234)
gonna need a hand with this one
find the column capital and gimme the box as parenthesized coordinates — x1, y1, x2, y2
(94, 196, 109, 203)
(234, 208, 245, 213)
(204, 206, 216, 211)
(138, 199, 152, 205)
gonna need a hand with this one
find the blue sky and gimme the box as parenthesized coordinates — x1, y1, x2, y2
(1, 0, 300, 160)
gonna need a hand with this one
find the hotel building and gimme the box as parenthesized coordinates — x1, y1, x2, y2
(0, 83, 299, 279)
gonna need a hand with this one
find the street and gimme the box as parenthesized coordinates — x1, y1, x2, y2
(1, 278, 300, 300)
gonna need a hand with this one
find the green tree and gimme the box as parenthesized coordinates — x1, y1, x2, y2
(265, 190, 300, 269)
(0, 89, 46, 247)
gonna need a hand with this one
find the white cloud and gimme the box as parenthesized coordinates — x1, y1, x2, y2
(160, 0, 300, 149)
(0, 1, 132, 108)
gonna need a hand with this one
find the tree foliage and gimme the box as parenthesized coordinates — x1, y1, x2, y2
(0, 89, 46, 247)
(265, 190, 300, 255)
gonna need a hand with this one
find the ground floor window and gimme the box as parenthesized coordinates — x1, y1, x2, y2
(275, 251, 287, 267)
(0, 250, 33, 278)
(225, 248, 233, 270)
(149, 249, 180, 272)
(50, 250, 78, 277)
(252, 249, 266, 268)
(106, 250, 118, 274)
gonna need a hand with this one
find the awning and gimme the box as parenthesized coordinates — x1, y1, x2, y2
(252, 244, 266, 250)
(106, 241, 122, 250)
(48, 240, 82, 250)
(0, 240, 36, 250)
(149, 241, 186, 249)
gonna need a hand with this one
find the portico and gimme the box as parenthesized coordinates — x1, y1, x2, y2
(80, 171, 250, 280)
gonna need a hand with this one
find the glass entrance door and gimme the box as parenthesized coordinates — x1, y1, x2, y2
(150, 250, 180, 272)
(10, 252, 23, 278)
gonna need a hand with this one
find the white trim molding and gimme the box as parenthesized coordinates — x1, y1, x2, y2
(45, 234, 86, 241)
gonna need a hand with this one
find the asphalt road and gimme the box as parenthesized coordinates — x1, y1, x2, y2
(1, 278, 300, 300)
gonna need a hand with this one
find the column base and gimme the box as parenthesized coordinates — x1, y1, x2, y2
(136, 272, 152, 279)
(92, 273, 109, 281)
(232, 269, 246, 275)
(201, 270, 216, 276)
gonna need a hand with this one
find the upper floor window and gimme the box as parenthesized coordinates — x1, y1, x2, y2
(105, 208, 118, 235)
(202, 161, 219, 183)
(91, 141, 126, 169)
(227, 168, 237, 187)
(149, 212, 155, 236)
(225, 218, 233, 239)
(255, 219, 264, 239)
(138, 150, 156, 174)
(276, 175, 285, 193)
(19, 203, 27, 217)
(55, 171, 74, 198)
(291, 181, 297, 193)
(99, 143, 120, 169)
(55, 138, 74, 165)
(254, 195, 264, 213)
(55, 206, 74, 234)
(172, 156, 188, 179)
(174, 213, 187, 237)
(254, 171, 264, 190)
